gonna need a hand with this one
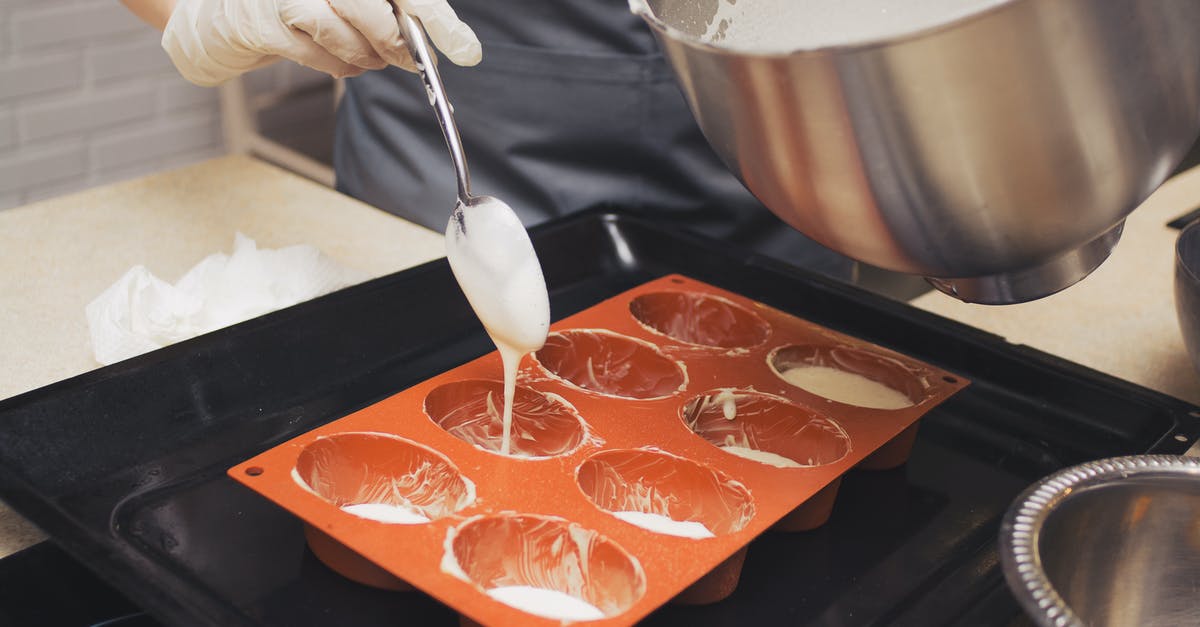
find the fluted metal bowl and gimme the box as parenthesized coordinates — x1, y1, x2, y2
(632, 0, 1200, 304)
(1000, 455, 1200, 627)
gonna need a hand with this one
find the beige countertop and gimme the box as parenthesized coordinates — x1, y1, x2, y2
(911, 163, 1200, 407)
(3, 155, 1200, 566)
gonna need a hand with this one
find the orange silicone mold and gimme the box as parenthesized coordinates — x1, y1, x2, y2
(230, 274, 968, 626)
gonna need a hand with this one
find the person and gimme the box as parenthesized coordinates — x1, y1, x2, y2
(123, 0, 853, 278)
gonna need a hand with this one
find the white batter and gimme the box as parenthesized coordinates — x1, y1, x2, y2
(486, 585, 605, 621)
(341, 502, 431, 524)
(781, 366, 913, 410)
(445, 207, 550, 455)
(720, 445, 803, 468)
(695, 0, 1007, 50)
(612, 510, 715, 539)
(714, 390, 738, 421)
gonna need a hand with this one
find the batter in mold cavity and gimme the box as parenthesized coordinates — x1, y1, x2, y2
(779, 365, 914, 410)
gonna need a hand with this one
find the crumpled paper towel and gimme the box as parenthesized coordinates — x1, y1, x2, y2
(86, 233, 366, 365)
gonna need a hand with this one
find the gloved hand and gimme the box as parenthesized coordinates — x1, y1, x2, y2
(162, 0, 481, 87)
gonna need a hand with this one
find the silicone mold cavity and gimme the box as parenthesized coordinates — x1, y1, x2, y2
(294, 432, 475, 521)
(769, 344, 928, 409)
(535, 330, 687, 399)
(425, 380, 588, 458)
(682, 390, 851, 468)
(576, 448, 755, 537)
(443, 514, 646, 621)
(629, 291, 769, 349)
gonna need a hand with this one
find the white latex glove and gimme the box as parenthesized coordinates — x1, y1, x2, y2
(162, 0, 482, 87)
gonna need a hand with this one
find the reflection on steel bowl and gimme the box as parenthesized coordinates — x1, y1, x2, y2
(1175, 219, 1200, 377)
(1000, 455, 1200, 626)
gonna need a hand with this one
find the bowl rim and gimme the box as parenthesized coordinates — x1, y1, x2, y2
(999, 455, 1200, 627)
(629, 0, 1025, 58)
(1177, 219, 1200, 285)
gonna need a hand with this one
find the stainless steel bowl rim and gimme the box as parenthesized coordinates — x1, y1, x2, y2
(999, 455, 1200, 627)
(628, 0, 1022, 57)
(1177, 220, 1200, 285)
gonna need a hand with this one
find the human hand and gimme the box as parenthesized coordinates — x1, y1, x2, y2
(161, 0, 481, 87)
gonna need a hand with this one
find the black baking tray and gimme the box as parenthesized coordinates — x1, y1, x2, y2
(1, 208, 1197, 627)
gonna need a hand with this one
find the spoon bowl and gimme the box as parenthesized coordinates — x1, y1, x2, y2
(446, 195, 549, 351)
(397, 12, 550, 350)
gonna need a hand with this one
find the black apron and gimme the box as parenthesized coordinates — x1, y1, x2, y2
(333, 0, 852, 278)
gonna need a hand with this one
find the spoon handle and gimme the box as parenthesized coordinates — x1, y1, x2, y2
(397, 11, 472, 202)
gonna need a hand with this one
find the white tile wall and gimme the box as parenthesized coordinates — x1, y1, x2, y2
(20, 84, 156, 142)
(0, 111, 14, 149)
(91, 109, 219, 173)
(159, 78, 219, 110)
(0, 54, 84, 100)
(87, 39, 176, 82)
(0, 140, 87, 194)
(0, 0, 334, 211)
(11, 1, 144, 51)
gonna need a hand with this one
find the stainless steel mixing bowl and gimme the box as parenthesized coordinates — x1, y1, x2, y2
(1175, 219, 1200, 377)
(1000, 455, 1200, 626)
(632, 0, 1200, 303)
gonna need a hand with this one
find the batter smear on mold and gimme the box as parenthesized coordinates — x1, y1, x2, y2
(486, 586, 605, 621)
(612, 511, 715, 539)
(341, 502, 431, 524)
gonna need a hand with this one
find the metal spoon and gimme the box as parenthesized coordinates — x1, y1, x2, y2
(396, 12, 549, 350)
